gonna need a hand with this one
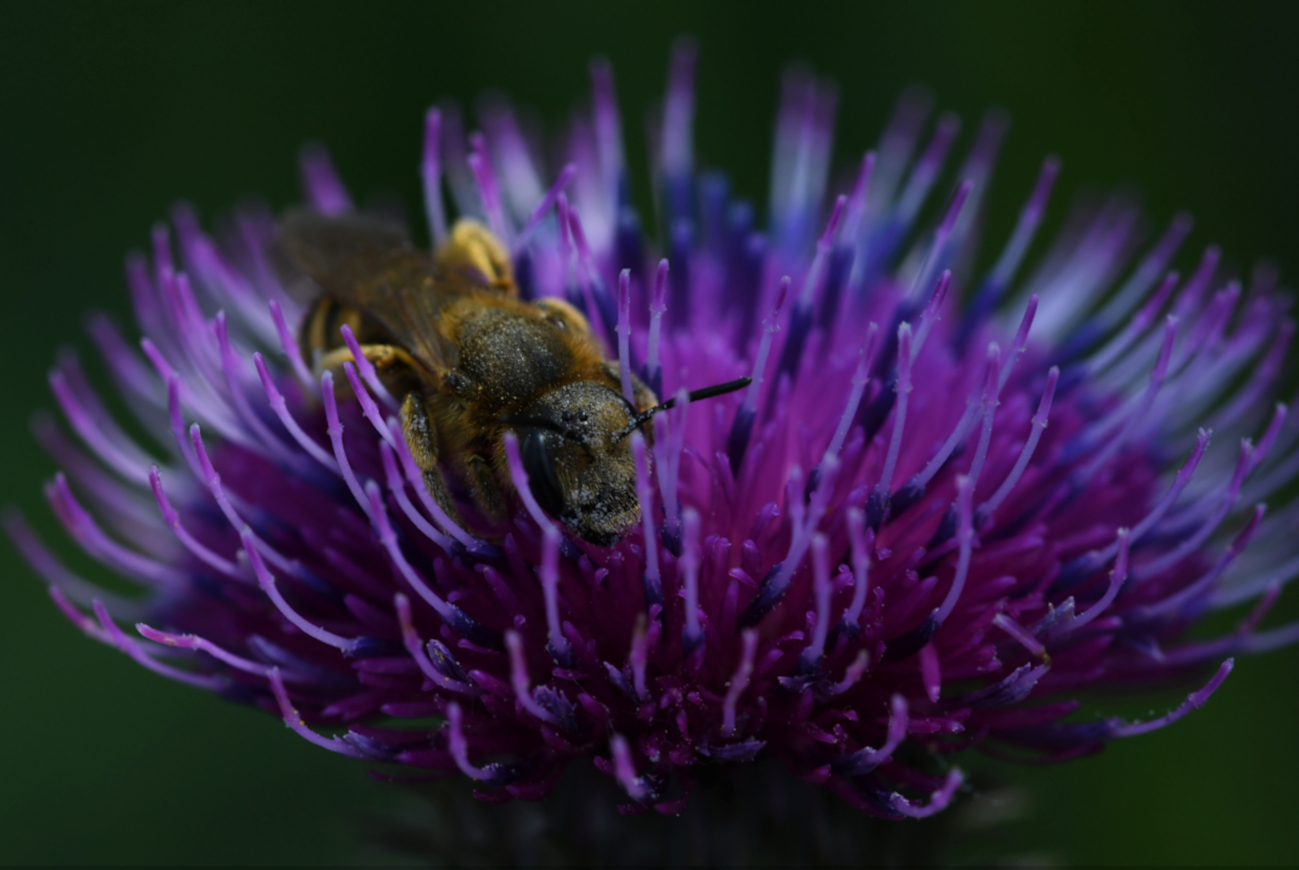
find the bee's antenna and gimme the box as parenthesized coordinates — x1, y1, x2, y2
(615, 376, 751, 443)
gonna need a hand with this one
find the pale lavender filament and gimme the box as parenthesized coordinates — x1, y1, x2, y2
(631, 434, 661, 604)
(84, 313, 163, 413)
(681, 507, 702, 643)
(148, 466, 245, 580)
(1097, 212, 1195, 330)
(48, 369, 153, 485)
(991, 613, 1047, 659)
(987, 156, 1061, 290)
(822, 325, 878, 464)
(589, 58, 624, 196)
(909, 271, 952, 361)
(910, 343, 1000, 492)
(981, 366, 1059, 517)
(422, 107, 448, 247)
(341, 361, 396, 447)
(1078, 316, 1178, 479)
(321, 371, 374, 520)
(365, 481, 457, 625)
(841, 151, 876, 241)
(267, 299, 316, 390)
(741, 277, 791, 416)
(652, 414, 673, 524)
(268, 668, 364, 758)
(877, 323, 914, 494)
(889, 770, 965, 819)
(557, 192, 576, 289)
(4, 510, 141, 619)
(1248, 404, 1288, 476)
(243, 527, 355, 651)
(213, 314, 300, 466)
(467, 132, 511, 244)
(446, 702, 493, 780)
(933, 476, 975, 626)
(616, 269, 634, 406)
(1086, 272, 1179, 376)
(795, 194, 847, 306)
(158, 366, 202, 481)
(1107, 429, 1210, 561)
(1107, 659, 1234, 738)
(997, 295, 1039, 393)
(838, 693, 908, 771)
(786, 464, 808, 537)
(827, 649, 871, 695)
(661, 37, 697, 178)
(964, 344, 1003, 494)
(505, 631, 563, 726)
(758, 457, 841, 611)
(395, 592, 479, 695)
(895, 114, 961, 227)
(610, 734, 652, 801)
(378, 441, 455, 552)
(1064, 529, 1131, 635)
(663, 387, 690, 534)
(908, 180, 971, 302)
(339, 324, 398, 411)
(721, 628, 758, 737)
(47, 475, 181, 587)
(501, 432, 558, 533)
(512, 163, 576, 254)
(93, 600, 225, 690)
(540, 524, 572, 660)
(841, 507, 874, 630)
(135, 622, 277, 679)
(802, 533, 833, 664)
(566, 207, 609, 345)
(389, 417, 482, 550)
(646, 260, 669, 386)
(187, 423, 296, 577)
(1138, 505, 1264, 620)
(47, 586, 112, 644)
(298, 144, 352, 216)
(1135, 440, 1255, 580)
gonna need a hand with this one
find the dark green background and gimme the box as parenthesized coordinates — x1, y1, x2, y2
(4, 1, 1299, 865)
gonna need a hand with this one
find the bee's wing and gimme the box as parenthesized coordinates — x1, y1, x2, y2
(275, 209, 412, 296)
(275, 210, 465, 373)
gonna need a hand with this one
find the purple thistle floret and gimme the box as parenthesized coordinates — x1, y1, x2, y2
(11, 41, 1299, 819)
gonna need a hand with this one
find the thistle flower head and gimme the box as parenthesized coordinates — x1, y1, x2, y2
(11, 41, 1299, 819)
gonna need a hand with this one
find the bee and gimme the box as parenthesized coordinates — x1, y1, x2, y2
(278, 211, 747, 546)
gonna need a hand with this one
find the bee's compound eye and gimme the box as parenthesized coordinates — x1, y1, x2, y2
(521, 430, 566, 518)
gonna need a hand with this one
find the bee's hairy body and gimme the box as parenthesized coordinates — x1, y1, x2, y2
(284, 212, 658, 546)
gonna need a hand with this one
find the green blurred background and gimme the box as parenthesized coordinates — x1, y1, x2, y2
(3, 1, 1299, 865)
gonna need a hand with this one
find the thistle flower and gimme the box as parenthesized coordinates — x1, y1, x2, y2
(9, 41, 1299, 821)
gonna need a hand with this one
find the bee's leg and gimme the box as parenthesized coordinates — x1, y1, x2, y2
(461, 453, 507, 525)
(437, 219, 516, 297)
(399, 392, 465, 532)
(313, 343, 421, 379)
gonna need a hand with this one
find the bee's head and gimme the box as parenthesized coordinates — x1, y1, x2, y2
(504, 375, 751, 547)
(509, 381, 642, 547)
